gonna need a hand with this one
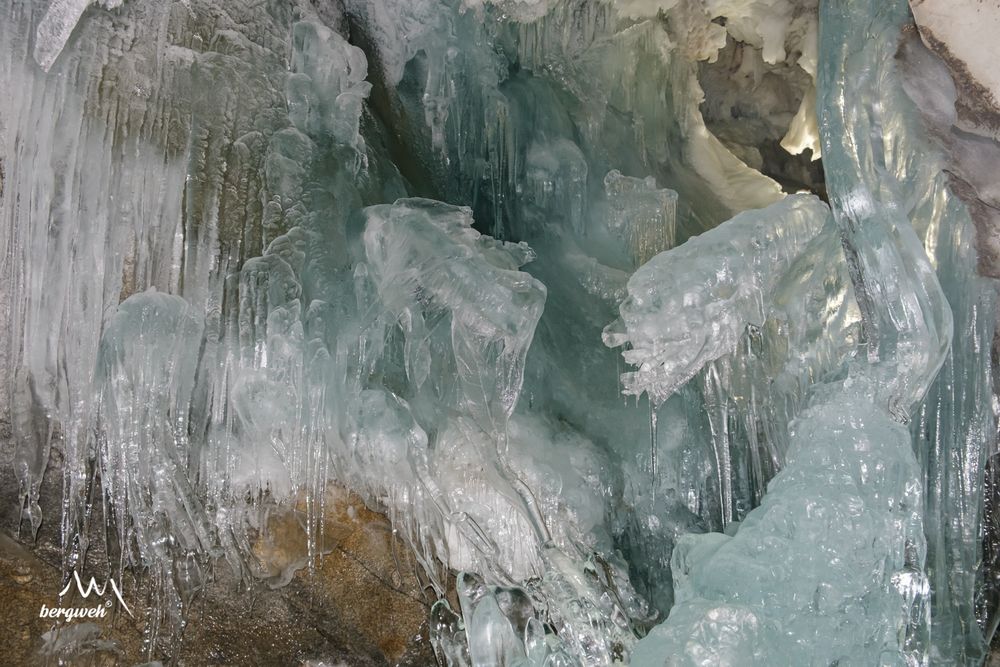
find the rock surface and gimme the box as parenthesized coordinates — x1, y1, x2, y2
(899, 13, 1000, 279)
(910, 0, 1000, 140)
(0, 431, 433, 666)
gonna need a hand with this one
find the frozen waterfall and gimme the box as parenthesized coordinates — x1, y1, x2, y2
(0, 0, 997, 664)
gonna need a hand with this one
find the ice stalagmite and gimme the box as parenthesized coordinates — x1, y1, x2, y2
(0, 0, 997, 664)
(821, 0, 996, 661)
(623, 0, 994, 664)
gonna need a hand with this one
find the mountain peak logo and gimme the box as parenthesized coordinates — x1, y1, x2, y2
(38, 571, 133, 621)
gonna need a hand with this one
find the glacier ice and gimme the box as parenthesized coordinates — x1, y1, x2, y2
(0, 0, 998, 664)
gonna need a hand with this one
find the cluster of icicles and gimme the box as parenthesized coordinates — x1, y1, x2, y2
(1, 0, 996, 664)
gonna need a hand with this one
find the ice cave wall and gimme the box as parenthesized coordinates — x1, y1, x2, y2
(0, 0, 998, 664)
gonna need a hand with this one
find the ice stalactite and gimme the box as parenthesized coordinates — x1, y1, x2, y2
(2, 0, 374, 646)
(602, 171, 678, 267)
(617, 0, 995, 663)
(819, 0, 996, 661)
(1, 0, 998, 664)
(610, 183, 928, 663)
(95, 293, 208, 641)
(1, 1, 190, 571)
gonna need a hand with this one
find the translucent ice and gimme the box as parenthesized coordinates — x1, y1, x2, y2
(360, 197, 545, 430)
(631, 371, 929, 665)
(624, 0, 993, 663)
(602, 170, 678, 267)
(604, 194, 828, 406)
(96, 292, 208, 633)
(0, 0, 997, 664)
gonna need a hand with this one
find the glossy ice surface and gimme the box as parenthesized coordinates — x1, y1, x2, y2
(0, 0, 995, 664)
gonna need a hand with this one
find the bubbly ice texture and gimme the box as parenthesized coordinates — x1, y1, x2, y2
(624, 0, 994, 663)
(0, 0, 997, 664)
(604, 190, 860, 533)
(820, 6, 996, 657)
(604, 193, 829, 406)
(631, 368, 929, 665)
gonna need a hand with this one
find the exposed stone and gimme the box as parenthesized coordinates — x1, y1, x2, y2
(699, 37, 826, 197)
(252, 487, 432, 663)
(910, 0, 1000, 141)
(0, 431, 434, 665)
(897, 25, 1000, 280)
(0, 531, 143, 666)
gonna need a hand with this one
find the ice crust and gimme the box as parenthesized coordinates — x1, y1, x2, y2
(0, 0, 997, 664)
